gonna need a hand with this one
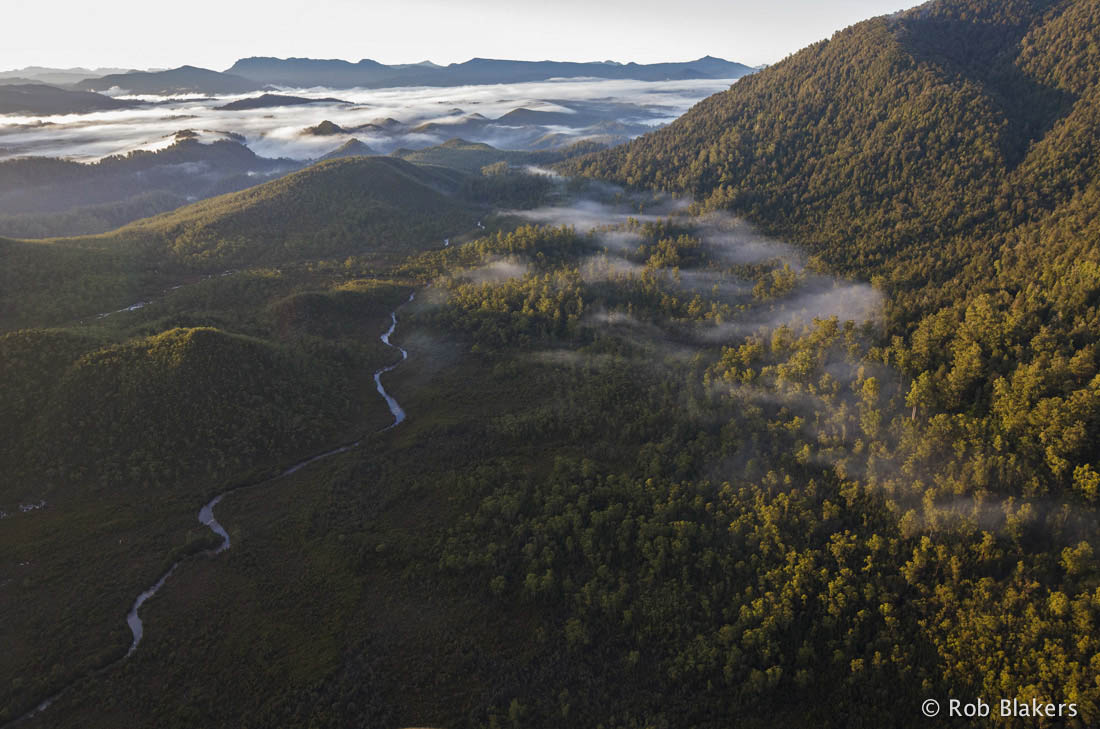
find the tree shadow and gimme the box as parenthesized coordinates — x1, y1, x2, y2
(896, 12, 1076, 169)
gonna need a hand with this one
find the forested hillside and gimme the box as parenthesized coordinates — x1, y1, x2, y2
(569, 0, 1100, 502)
(0, 156, 480, 329)
(0, 138, 300, 239)
(569, 0, 1099, 312)
(105, 156, 473, 268)
(0, 148, 559, 725)
(560, 0, 1100, 722)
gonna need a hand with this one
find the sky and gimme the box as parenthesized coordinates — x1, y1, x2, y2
(5, 0, 924, 72)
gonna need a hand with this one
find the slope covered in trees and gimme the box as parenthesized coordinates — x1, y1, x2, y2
(567, 0, 1100, 495)
(100, 156, 473, 267)
(393, 138, 606, 173)
(553, 0, 1100, 723)
(0, 156, 481, 330)
(0, 83, 137, 114)
(0, 266, 418, 722)
(568, 0, 1099, 310)
(9, 196, 1092, 727)
(0, 138, 301, 239)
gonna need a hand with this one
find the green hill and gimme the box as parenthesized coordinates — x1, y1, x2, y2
(395, 137, 608, 173)
(0, 235, 145, 330)
(558, 1, 1100, 721)
(320, 138, 378, 160)
(0, 156, 475, 329)
(0, 138, 302, 239)
(567, 0, 1100, 313)
(303, 120, 347, 136)
(2, 326, 359, 497)
(0, 83, 138, 114)
(0, 275, 412, 720)
(101, 156, 473, 268)
(393, 138, 528, 172)
(568, 0, 1100, 497)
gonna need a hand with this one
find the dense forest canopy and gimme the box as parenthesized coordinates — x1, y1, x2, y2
(567, 0, 1100, 503)
(559, 0, 1100, 722)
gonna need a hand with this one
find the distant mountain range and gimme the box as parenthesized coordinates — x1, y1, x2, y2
(226, 55, 755, 88)
(0, 66, 135, 85)
(0, 84, 139, 114)
(63, 56, 753, 95)
(0, 128, 605, 238)
(77, 65, 262, 95)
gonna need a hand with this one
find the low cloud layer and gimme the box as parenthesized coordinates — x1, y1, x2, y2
(458, 259, 530, 284)
(0, 77, 736, 162)
(509, 197, 669, 230)
(512, 195, 883, 337)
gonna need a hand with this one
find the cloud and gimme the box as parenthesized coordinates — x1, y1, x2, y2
(596, 229, 643, 251)
(579, 254, 645, 281)
(698, 280, 883, 341)
(457, 258, 530, 284)
(695, 214, 801, 266)
(509, 199, 661, 229)
(0, 77, 733, 162)
(522, 165, 563, 178)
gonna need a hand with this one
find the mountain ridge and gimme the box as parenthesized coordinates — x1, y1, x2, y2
(69, 56, 754, 94)
(226, 54, 753, 88)
(0, 83, 139, 114)
(77, 65, 263, 95)
(565, 0, 1098, 310)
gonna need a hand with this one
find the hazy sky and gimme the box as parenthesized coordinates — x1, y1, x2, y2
(5, 0, 923, 72)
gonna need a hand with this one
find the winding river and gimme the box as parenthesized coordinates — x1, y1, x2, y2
(125, 290, 416, 652)
(7, 291, 417, 727)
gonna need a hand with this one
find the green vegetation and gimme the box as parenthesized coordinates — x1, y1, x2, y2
(394, 138, 606, 173)
(558, 0, 1100, 723)
(105, 156, 473, 268)
(5, 1, 1100, 726)
(390, 139, 609, 208)
(0, 156, 476, 330)
(303, 120, 347, 136)
(0, 190, 187, 240)
(0, 138, 299, 239)
(0, 152, 482, 721)
(0, 263, 417, 722)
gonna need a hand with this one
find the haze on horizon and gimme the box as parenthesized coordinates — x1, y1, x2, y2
(7, 0, 922, 73)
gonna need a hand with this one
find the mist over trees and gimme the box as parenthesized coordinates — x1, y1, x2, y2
(3, 0, 1100, 726)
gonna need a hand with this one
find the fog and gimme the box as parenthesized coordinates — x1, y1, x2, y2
(509, 196, 679, 230)
(0, 77, 736, 162)
(505, 194, 884, 338)
(696, 215, 802, 266)
(579, 254, 646, 281)
(445, 184, 1053, 535)
(457, 259, 530, 284)
(700, 279, 883, 340)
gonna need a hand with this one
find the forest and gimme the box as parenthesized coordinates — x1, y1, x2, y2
(3, 0, 1100, 727)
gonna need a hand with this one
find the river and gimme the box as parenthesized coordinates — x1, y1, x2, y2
(7, 291, 416, 727)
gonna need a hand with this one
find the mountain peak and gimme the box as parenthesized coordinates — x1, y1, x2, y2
(303, 120, 346, 136)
